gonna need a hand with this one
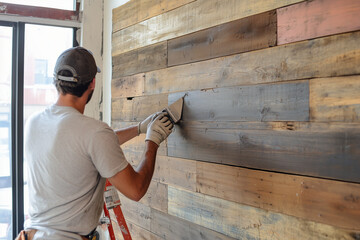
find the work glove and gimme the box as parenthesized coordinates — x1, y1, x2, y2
(145, 112, 173, 146)
(138, 112, 161, 135)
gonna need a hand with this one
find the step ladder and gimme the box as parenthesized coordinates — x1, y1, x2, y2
(103, 180, 132, 240)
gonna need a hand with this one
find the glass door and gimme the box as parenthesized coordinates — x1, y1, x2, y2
(0, 25, 13, 240)
(23, 23, 74, 222)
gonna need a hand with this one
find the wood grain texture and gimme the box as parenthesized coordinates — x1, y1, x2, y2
(111, 94, 168, 122)
(139, 181, 168, 213)
(118, 194, 151, 230)
(112, 73, 145, 99)
(117, 221, 163, 240)
(154, 156, 197, 192)
(144, 31, 360, 95)
(168, 187, 359, 239)
(310, 76, 360, 122)
(119, 132, 167, 162)
(169, 81, 309, 122)
(197, 161, 360, 231)
(112, 0, 305, 56)
(277, 0, 360, 45)
(112, 0, 195, 33)
(168, 10, 277, 66)
(150, 209, 236, 240)
(112, 41, 167, 79)
(168, 121, 360, 182)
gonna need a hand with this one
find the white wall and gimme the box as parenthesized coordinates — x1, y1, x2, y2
(102, 0, 130, 125)
(82, 0, 104, 120)
(57, 0, 130, 124)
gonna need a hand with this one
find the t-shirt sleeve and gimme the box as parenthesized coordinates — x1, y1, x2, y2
(88, 125, 129, 178)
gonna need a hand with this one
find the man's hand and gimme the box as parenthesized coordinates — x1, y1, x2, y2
(145, 112, 173, 146)
(138, 112, 160, 135)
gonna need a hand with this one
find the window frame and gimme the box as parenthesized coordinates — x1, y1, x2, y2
(0, 19, 77, 238)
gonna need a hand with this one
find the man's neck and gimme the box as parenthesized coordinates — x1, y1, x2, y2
(56, 94, 86, 114)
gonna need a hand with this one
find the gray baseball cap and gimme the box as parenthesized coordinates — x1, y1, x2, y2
(54, 46, 101, 84)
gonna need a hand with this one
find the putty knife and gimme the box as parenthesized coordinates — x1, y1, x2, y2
(163, 96, 184, 124)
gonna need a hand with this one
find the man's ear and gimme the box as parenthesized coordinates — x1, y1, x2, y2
(89, 78, 96, 90)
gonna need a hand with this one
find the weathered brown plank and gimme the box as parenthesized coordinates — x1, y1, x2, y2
(112, 41, 167, 79)
(168, 10, 276, 66)
(112, 73, 145, 99)
(111, 94, 168, 122)
(115, 221, 163, 240)
(112, 0, 305, 56)
(197, 161, 360, 230)
(143, 31, 360, 95)
(112, 0, 196, 33)
(119, 132, 167, 162)
(139, 181, 168, 213)
(170, 81, 309, 122)
(118, 194, 151, 230)
(277, 0, 360, 45)
(168, 187, 359, 239)
(310, 76, 360, 122)
(154, 156, 197, 192)
(168, 121, 360, 182)
(150, 209, 236, 240)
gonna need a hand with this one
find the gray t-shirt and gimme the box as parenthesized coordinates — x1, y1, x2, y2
(24, 105, 128, 239)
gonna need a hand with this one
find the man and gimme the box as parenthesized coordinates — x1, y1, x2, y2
(18, 46, 173, 239)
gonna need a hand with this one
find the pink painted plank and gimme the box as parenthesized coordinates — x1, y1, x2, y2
(277, 0, 360, 45)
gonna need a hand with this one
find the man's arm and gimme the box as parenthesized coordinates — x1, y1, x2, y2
(108, 140, 158, 201)
(109, 113, 173, 201)
(114, 125, 138, 145)
(114, 112, 160, 145)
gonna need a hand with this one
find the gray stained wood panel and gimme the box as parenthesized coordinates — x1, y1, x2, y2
(169, 81, 309, 122)
(168, 121, 360, 183)
(168, 10, 277, 66)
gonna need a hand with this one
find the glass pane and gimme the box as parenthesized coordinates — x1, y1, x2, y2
(0, 26, 13, 240)
(23, 24, 73, 222)
(1, 0, 75, 10)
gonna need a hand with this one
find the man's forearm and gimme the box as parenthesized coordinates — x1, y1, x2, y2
(134, 140, 159, 197)
(107, 140, 159, 201)
(114, 125, 138, 145)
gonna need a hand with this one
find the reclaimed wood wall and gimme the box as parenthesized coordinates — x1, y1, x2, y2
(111, 0, 360, 239)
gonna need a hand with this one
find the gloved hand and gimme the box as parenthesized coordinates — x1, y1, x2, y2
(145, 112, 173, 146)
(138, 112, 161, 135)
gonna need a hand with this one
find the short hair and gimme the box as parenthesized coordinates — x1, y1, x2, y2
(54, 70, 92, 97)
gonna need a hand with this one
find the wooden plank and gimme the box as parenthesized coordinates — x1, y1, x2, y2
(139, 181, 168, 213)
(112, 73, 144, 98)
(154, 156, 197, 192)
(111, 94, 168, 122)
(150, 209, 236, 240)
(169, 81, 309, 122)
(112, 0, 305, 56)
(168, 10, 276, 66)
(197, 161, 360, 230)
(168, 121, 360, 182)
(144, 31, 360, 95)
(115, 221, 163, 240)
(168, 187, 359, 239)
(120, 132, 167, 163)
(112, 41, 167, 79)
(112, 0, 195, 33)
(277, 0, 360, 45)
(310, 76, 360, 122)
(118, 194, 151, 230)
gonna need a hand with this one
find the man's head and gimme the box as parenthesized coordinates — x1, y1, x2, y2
(53, 47, 101, 99)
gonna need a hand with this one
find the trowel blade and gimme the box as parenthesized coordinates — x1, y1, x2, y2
(165, 96, 184, 124)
